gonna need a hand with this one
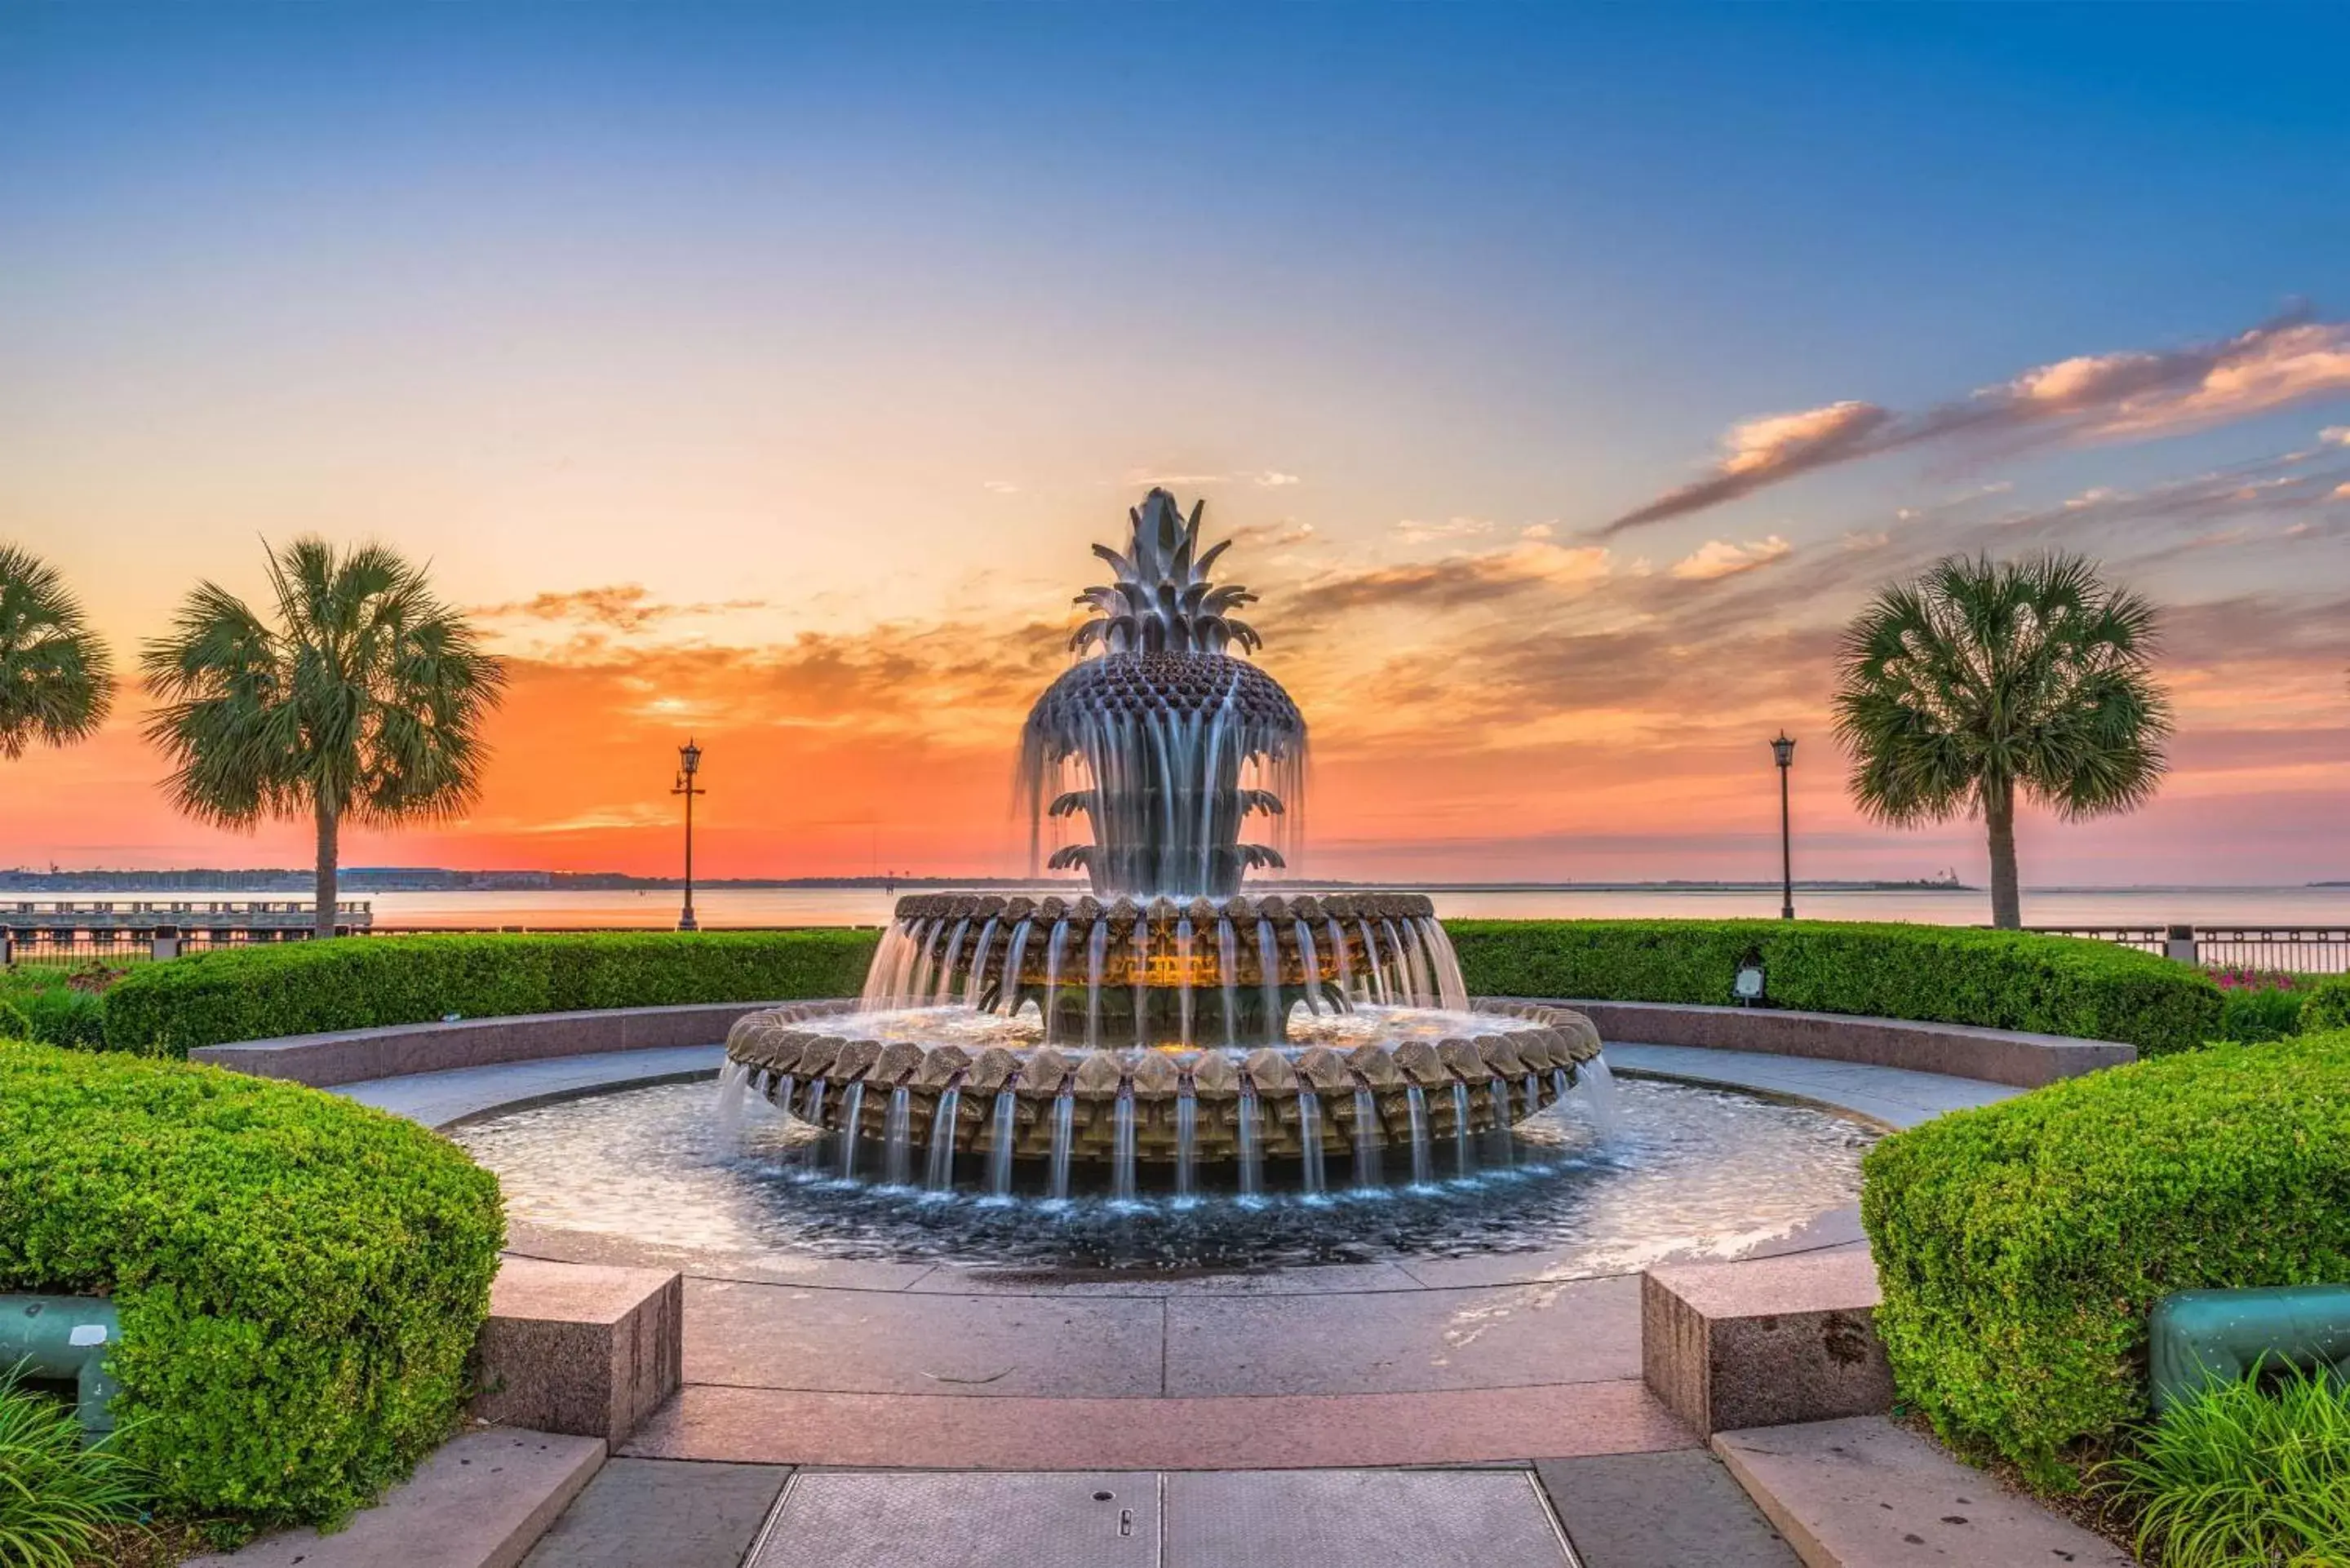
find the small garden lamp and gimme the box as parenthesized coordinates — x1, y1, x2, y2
(672, 738, 705, 932)
(1771, 731, 1796, 921)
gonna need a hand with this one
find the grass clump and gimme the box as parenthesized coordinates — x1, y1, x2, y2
(2101, 1365, 2350, 1568)
(0, 1371, 151, 1568)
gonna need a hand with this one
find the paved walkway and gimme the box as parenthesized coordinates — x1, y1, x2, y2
(323, 1036, 2081, 1564)
(525, 1455, 1804, 1568)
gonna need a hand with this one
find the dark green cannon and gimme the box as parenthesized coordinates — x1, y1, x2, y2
(1, 1294, 122, 1434)
(2150, 1284, 2350, 1415)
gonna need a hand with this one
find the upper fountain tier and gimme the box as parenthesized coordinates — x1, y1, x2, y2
(1021, 489, 1306, 900)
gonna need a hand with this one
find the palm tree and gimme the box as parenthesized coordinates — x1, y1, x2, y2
(143, 538, 506, 939)
(1831, 552, 2170, 930)
(0, 544, 113, 759)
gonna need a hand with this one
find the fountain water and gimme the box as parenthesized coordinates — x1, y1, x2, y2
(724, 489, 1610, 1200)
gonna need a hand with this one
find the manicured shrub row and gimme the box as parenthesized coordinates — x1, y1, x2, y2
(101, 928, 882, 1056)
(2302, 972, 2350, 1034)
(1861, 1028, 2350, 1487)
(1444, 919, 2223, 1054)
(0, 1041, 505, 1525)
(0, 968, 110, 1049)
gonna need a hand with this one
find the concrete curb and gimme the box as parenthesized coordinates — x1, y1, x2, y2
(1494, 998, 2133, 1087)
(191, 1000, 849, 1088)
(187, 1427, 606, 1568)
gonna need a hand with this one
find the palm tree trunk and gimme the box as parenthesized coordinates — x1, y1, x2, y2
(1984, 776, 2022, 931)
(314, 794, 340, 941)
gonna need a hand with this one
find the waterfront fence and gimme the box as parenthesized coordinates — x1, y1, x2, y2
(2029, 924, 2350, 975)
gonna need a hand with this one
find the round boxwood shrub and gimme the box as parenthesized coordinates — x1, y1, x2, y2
(102, 928, 881, 1056)
(1446, 919, 2223, 1054)
(1860, 1028, 2350, 1488)
(0, 1042, 505, 1525)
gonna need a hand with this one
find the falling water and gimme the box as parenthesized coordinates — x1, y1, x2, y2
(838, 1082, 866, 1179)
(859, 921, 918, 1008)
(1523, 1073, 1541, 1123)
(774, 1074, 796, 1119)
(1405, 1083, 1433, 1186)
(1175, 1085, 1199, 1199)
(1049, 1090, 1075, 1200)
(1130, 922, 1150, 1048)
(1217, 919, 1240, 1047)
(1577, 1055, 1624, 1141)
(1551, 1069, 1572, 1123)
(987, 1087, 1018, 1198)
(1084, 923, 1109, 1050)
(932, 919, 970, 1006)
(999, 919, 1033, 1017)
(714, 1060, 749, 1139)
(1359, 919, 1389, 1005)
(1043, 919, 1070, 1043)
(927, 1085, 961, 1190)
(882, 1085, 914, 1186)
(964, 918, 999, 1008)
(1421, 918, 1471, 1011)
(1487, 1078, 1514, 1167)
(1175, 919, 1195, 1043)
(1236, 1086, 1262, 1198)
(1327, 917, 1353, 1003)
(1297, 1087, 1326, 1195)
(908, 920, 947, 1004)
(1452, 1080, 1474, 1175)
(1111, 1090, 1137, 1202)
(803, 1078, 827, 1136)
(1255, 918, 1283, 1041)
(1293, 919, 1323, 1014)
(1351, 1088, 1382, 1187)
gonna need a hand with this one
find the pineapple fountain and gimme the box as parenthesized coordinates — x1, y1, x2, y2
(722, 489, 1609, 1200)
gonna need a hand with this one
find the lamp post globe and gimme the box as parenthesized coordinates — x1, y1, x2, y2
(1771, 732, 1796, 920)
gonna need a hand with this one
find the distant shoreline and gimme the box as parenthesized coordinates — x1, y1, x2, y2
(6, 869, 2344, 896)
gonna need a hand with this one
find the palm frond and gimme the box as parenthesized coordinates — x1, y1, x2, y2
(0, 544, 116, 760)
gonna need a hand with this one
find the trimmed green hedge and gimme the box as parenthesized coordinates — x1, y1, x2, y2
(102, 929, 881, 1056)
(0, 1040, 504, 1525)
(2303, 973, 2350, 1034)
(1445, 919, 2223, 1054)
(1861, 1028, 2350, 1488)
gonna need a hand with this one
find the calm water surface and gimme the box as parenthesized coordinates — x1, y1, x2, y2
(455, 1074, 1873, 1276)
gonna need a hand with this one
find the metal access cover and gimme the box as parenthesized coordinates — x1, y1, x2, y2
(747, 1470, 1160, 1568)
(1164, 1469, 1576, 1568)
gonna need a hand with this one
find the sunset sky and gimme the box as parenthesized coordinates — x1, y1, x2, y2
(4, 5, 2347, 886)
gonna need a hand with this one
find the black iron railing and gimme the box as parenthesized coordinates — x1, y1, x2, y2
(2030, 924, 2350, 975)
(0, 901, 371, 967)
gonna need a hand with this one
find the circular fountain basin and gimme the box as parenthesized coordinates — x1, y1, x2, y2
(723, 999, 1603, 1176)
(454, 1072, 1874, 1275)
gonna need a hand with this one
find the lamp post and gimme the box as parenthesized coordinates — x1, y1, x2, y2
(1771, 731, 1796, 921)
(672, 739, 705, 932)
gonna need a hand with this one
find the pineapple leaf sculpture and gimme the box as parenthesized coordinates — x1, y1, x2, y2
(1021, 489, 1304, 897)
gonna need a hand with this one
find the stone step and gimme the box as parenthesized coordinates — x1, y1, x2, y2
(188, 1427, 605, 1568)
(1712, 1418, 2131, 1567)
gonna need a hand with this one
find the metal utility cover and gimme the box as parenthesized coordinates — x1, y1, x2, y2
(1164, 1469, 1575, 1568)
(747, 1471, 1159, 1568)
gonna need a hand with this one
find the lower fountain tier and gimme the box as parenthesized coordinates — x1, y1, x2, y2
(724, 1002, 1602, 1165)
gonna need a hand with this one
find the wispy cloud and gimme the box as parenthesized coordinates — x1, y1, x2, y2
(1602, 312, 2350, 534)
(471, 584, 771, 633)
(1394, 516, 1496, 545)
(982, 480, 1021, 494)
(1669, 535, 1793, 581)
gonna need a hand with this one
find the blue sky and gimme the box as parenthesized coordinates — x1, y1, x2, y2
(2, 4, 2346, 881)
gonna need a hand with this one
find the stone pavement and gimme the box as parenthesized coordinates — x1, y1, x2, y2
(527, 1455, 1802, 1568)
